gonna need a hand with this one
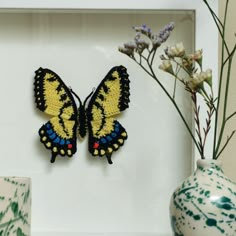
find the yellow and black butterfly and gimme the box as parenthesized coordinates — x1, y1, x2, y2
(34, 66, 130, 164)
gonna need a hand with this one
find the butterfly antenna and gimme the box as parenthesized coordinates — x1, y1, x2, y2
(83, 89, 95, 106)
(50, 152, 57, 163)
(106, 154, 113, 165)
(70, 88, 82, 106)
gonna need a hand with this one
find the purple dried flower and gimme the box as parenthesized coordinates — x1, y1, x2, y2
(133, 24, 152, 37)
(157, 22, 175, 43)
(151, 34, 162, 49)
(124, 41, 137, 50)
(134, 33, 145, 43)
(164, 22, 175, 31)
(118, 46, 134, 57)
(134, 33, 149, 54)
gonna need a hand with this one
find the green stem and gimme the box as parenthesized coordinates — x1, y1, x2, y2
(173, 66, 181, 99)
(216, 130, 236, 159)
(151, 49, 157, 66)
(203, 0, 230, 55)
(133, 57, 153, 78)
(223, 43, 236, 66)
(147, 48, 154, 63)
(212, 0, 230, 159)
(171, 58, 191, 75)
(215, 56, 233, 158)
(226, 111, 236, 122)
(202, 0, 224, 28)
(145, 61, 202, 155)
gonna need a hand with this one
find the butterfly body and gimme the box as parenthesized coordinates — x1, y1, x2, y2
(34, 66, 130, 164)
(77, 104, 88, 139)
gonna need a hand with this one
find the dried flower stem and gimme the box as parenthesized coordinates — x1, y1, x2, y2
(215, 56, 234, 158)
(133, 54, 202, 154)
(119, 0, 236, 160)
(202, 97, 215, 154)
(119, 21, 217, 159)
(192, 93, 205, 158)
(208, 0, 230, 159)
(203, 0, 236, 160)
(216, 130, 236, 159)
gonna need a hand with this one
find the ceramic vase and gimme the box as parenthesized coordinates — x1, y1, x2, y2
(170, 159, 236, 236)
(0, 177, 31, 236)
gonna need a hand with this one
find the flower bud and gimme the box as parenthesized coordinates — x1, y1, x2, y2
(189, 49, 203, 66)
(166, 42, 185, 58)
(204, 69, 212, 87)
(188, 69, 212, 92)
(159, 60, 174, 75)
(124, 41, 137, 50)
(118, 46, 134, 57)
(188, 73, 205, 92)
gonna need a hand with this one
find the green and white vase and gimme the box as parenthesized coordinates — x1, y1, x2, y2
(170, 159, 236, 236)
(0, 177, 31, 236)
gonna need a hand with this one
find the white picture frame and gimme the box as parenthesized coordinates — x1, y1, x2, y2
(0, 1, 218, 236)
(0, 0, 218, 161)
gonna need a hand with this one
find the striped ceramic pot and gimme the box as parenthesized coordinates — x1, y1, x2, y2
(170, 159, 236, 236)
(0, 177, 31, 236)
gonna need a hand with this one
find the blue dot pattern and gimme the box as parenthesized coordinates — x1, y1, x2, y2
(44, 122, 70, 145)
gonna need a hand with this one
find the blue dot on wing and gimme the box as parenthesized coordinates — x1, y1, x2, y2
(106, 136, 112, 141)
(115, 127, 119, 133)
(49, 133, 56, 140)
(66, 140, 70, 145)
(53, 137, 60, 144)
(46, 123, 51, 128)
(111, 132, 117, 137)
(101, 138, 107, 144)
(60, 139, 65, 145)
(47, 129, 53, 135)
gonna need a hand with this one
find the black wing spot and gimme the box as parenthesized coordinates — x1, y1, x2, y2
(102, 84, 109, 93)
(60, 94, 67, 102)
(48, 77, 57, 82)
(56, 83, 63, 92)
(59, 101, 72, 118)
(62, 101, 72, 108)
(94, 101, 102, 109)
(59, 117, 70, 136)
(98, 94, 105, 101)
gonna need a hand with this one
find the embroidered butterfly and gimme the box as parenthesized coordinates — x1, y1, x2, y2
(34, 66, 130, 164)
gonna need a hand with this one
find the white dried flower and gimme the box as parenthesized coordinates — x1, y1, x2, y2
(159, 60, 174, 74)
(166, 42, 185, 57)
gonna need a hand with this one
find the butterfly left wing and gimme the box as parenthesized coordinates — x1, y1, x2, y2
(86, 65, 130, 164)
(34, 68, 78, 163)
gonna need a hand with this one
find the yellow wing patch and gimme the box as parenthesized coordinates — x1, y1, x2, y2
(91, 116, 115, 138)
(50, 117, 75, 140)
(93, 79, 121, 118)
(34, 69, 75, 119)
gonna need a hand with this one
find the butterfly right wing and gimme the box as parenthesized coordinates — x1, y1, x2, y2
(86, 65, 130, 164)
(34, 68, 78, 163)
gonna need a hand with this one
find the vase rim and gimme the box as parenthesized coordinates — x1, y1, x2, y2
(197, 159, 222, 168)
